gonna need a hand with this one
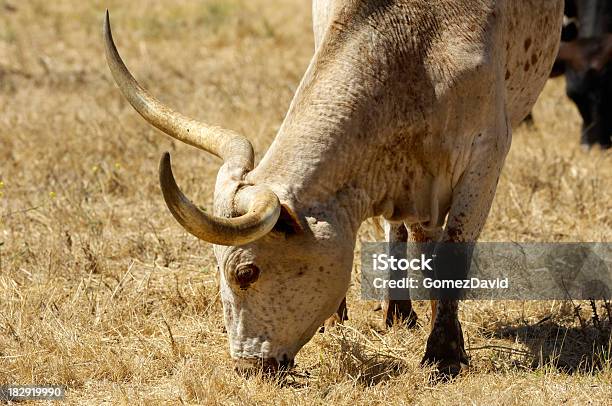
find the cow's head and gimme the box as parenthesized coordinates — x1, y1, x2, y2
(103, 12, 353, 373)
(554, 0, 612, 149)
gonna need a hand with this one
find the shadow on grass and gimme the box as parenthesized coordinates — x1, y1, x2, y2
(491, 318, 611, 373)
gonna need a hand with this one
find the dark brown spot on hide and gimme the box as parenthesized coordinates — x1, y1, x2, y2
(446, 227, 463, 243)
(524, 37, 532, 51)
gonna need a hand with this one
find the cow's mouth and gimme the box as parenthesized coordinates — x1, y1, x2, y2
(234, 355, 295, 376)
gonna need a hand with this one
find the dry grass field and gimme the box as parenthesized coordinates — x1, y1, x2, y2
(1, 0, 611, 404)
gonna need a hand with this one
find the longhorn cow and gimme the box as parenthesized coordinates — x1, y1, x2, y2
(104, 0, 563, 376)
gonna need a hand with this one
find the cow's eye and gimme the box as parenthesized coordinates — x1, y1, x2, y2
(234, 264, 261, 289)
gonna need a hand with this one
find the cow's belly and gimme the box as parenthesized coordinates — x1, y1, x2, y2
(380, 152, 455, 231)
(503, 0, 564, 126)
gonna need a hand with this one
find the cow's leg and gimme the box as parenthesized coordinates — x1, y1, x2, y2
(421, 119, 511, 377)
(322, 296, 349, 330)
(382, 222, 416, 327)
(408, 224, 443, 331)
(430, 294, 437, 331)
(382, 221, 441, 328)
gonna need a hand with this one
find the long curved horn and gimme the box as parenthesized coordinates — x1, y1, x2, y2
(103, 10, 253, 170)
(103, 11, 252, 170)
(104, 11, 281, 245)
(159, 153, 280, 246)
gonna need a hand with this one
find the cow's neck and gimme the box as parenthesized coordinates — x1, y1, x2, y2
(247, 53, 402, 236)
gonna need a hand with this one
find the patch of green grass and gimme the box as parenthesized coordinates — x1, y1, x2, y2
(0, 20, 16, 43)
(201, 1, 236, 28)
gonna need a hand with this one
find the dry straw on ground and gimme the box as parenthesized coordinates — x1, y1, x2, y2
(1, 0, 611, 404)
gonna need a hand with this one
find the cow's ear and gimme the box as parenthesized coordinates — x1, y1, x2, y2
(273, 204, 304, 235)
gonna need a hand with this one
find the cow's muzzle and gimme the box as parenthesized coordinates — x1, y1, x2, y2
(234, 356, 294, 376)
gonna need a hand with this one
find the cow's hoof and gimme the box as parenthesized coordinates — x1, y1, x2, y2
(421, 353, 468, 380)
(420, 320, 469, 379)
(383, 300, 418, 328)
(421, 345, 469, 380)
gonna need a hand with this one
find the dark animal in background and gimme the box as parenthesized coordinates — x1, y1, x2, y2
(554, 0, 612, 149)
